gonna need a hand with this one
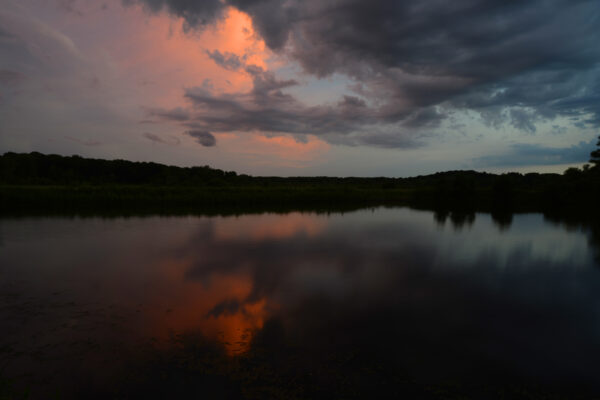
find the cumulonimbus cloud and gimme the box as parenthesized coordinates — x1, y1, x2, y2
(129, 0, 600, 148)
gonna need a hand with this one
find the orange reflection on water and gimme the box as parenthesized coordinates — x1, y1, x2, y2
(144, 260, 269, 356)
(214, 212, 327, 241)
(123, 213, 327, 356)
(209, 297, 267, 356)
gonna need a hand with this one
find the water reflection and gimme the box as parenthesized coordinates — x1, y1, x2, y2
(1, 209, 599, 398)
(544, 213, 600, 267)
(491, 210, 514, 231)
(434, 210, 476, 230)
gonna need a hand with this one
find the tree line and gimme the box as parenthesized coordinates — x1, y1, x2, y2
(0, 136, 598, 213)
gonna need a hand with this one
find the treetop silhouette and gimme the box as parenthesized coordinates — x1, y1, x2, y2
(591, 135, 600, 168)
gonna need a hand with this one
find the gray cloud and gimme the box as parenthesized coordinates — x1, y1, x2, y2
(509, 109, 538, 134)
(0, 27, 13, 39)
(146, 106, 190, 122)
(205, 49, 245, 71)
(0, 69, 25, 85)
(403, 107, 447, 129)
(142, 132, 180, 145)
(132, 0, 600, 142)
(170, 65, 427, 148)
(474, 140, 595, 167)
(57, 0, 84, 16)
(122, 0, 225, 30)
(64, 135, 102, 146)
(0, 10, 86, 77)
(185, 130, 216, 147)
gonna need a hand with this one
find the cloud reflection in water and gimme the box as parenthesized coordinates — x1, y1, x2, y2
(1, 208, 599, 397)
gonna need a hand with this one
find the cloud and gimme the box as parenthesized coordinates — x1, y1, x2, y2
(173, 64, 428, 148)
(509, 108, 538, 134)
(0, 9, 86, 76)
(185, 130, 216, 147)
(123, 0, 226, 30)
(474, 140, 595, 167)
(205, 49, 245, 71)
(0, 69, 25, 85)
(146, 106, 190, 122)
(64, 135, 102, 146)
(132, 0, 600, 142)
(57, 0, 84, 16)
(142, 132, 180, 145)
(0, 26, 14, 39)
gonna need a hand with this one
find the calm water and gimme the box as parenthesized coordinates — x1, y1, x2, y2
(1, 208, 599, 398)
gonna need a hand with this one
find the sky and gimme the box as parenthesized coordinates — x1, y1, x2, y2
(0, 0, 599, 177)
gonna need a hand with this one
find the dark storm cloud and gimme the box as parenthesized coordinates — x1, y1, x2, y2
(474, 140, 595, 167)
(122, 0, 225, 30)
(131, 0, 600, 147)
(185, 129, 216, 147)
(232, 0, 599, 81)
(402, 107, 447, 129)
(229, 0, 296, 50)
(352, 132, 425, 149)
(509, 109, 539, 134)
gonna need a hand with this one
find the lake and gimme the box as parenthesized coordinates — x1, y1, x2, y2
(1, 207, 599, 399)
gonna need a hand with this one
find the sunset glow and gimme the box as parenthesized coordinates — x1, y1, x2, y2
(3, 3, 600, 396)
(214, 212, 327, 241)
(1, 0, 599, 174)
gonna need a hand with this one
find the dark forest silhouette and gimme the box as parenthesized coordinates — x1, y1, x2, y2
(590, 135, 600, 167)
(1, 138, 598, 215)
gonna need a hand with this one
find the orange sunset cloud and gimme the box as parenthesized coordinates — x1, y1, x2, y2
(106, 5, 268, 108)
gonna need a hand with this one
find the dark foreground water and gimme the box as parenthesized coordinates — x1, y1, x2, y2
(1, 208, 600, 399)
